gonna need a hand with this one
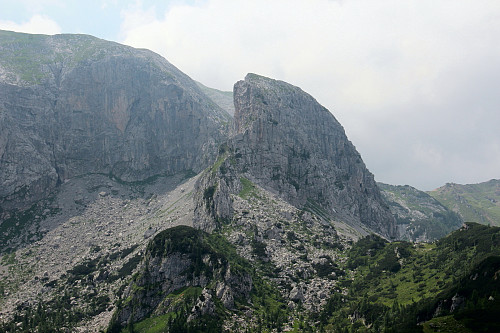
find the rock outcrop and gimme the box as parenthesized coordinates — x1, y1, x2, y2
(194, 74, 396, 238)
(109, 225, 252, 330)
(196, 81, 235, 116)
(0, 30, 230, 215)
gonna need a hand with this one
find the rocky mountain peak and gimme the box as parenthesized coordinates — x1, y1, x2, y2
(233, 73, 319, 134)
(229, 73, 396, 238)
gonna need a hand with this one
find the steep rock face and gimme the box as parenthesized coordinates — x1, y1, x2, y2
(0, 30, 229, 214)
(193, 148, 240, 233)
(208, 74, 395, 238)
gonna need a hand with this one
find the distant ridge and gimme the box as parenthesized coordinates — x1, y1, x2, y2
(429, 179, 500, 226)
(379, 182, 463, 241)
(196, 81, 235, 116)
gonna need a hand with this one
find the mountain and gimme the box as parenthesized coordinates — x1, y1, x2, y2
(379, 183, 463, 241)
(193, 74, 396, 239)
(429, 179, 500, 226)
(379, 179, 500, 241)
(107, 225, 254, 332)
(1, 30, 498, 333)
(0, 30, 230, 219)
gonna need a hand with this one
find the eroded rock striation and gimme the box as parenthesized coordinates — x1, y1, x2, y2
(0, 30, 229, 215)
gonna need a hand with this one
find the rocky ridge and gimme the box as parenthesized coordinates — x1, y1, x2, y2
(108, 225, 254, 331)
(108, 176, 360, 331)
(429, 179, 500, 226)
(213, 178, 355, 311)
(196, 81, 235, 116)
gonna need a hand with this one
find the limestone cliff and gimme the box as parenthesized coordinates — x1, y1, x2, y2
(0, 30, 229, 215)
(195, 74, 396, 238)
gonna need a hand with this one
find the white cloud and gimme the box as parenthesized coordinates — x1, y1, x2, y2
(0, 14, 61, 35)
(101, 0, 118, 10)
(119, 0, 500, 189)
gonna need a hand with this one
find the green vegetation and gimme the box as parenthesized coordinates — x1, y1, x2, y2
(429, 180, 500, 226)
(3, 173, 499, 332)
(112, 254, 142, 281)
(312, 256, 343, 279)
(0, 199, 59, 254)
(0, 240, 145, 332)
(4, 220, 500, 332)
(379, 183, 463, 240)
(118, 287, 208, 333)
(250, 276, 289, 332)
(123, 313, 173, 333)
(147, 225, 213, 258)
(238, 177, 257, 199)
(210, 145, 230, 175)
(0, 282, 111, 332)
(303, 198, 331, 221)
(251, 238, 267, 258)
(108, 225, 289, 333)
(203, 185, 217, 210)
(422, 315, 473, 333)
(318, 223, 500, 332)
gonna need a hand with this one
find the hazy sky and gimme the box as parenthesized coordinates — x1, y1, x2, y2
(1, 0, 499, 190)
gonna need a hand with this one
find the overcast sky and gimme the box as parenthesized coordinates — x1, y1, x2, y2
(1, 0, 499, 190)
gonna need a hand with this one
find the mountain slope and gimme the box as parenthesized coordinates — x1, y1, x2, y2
(318, 222, 500, 332)
(107, 225, 253, 332)
(196, 81, 235, 116)
(429, 179, 500, 226)
(379, 183, 463, 241)
(0, 171, 201, 331)
(0, 30, 230, 219)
